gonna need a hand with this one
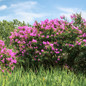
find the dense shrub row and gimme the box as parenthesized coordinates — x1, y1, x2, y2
(9, 13, 86, 71)
(0, 13, 86, 73)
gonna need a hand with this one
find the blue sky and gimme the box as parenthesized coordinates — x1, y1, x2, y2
(0, 0, 86, 25)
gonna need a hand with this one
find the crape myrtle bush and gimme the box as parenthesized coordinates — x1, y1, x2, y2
(0, 40, 17, 73)
(71, 13, 86, 72)
(9, 13, 86, 70)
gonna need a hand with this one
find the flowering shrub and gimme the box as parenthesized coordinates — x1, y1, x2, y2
(0, 40, 17, 73)
(69, 13, 86, 71)
(9, 14, 86, 70)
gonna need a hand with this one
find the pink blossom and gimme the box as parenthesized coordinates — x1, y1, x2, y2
(11, 59, 17, 64)
(39, 52, 41, 55)
(41, 49, 44, 52)
(40, 44, 42, 45)
(46, 35, 49, 38)
(47, 41, 50, 44)
(38, 34, 40, 37)
(50, 43, 53, 47)
(52, 47, 55, 50)
(54, 42, 57, 44)
(11, 66, 15, 71)
(56, 32, 59, 35)
(1, 58, 5, 63)
(41, 35, 45, 37)
(6, 58, 12, 61)
(82, 33, 86, 37)
(32, 39, 37, 43)
(84, 44, 86, 46)
(60, 15, 65, 19)
(83, 39, 86, 43)
(55, 51, 60, 54)
(69, 44, 74, 47)
(50, 51, 53, 53)
(38, 59, 40, 61)
(78, 42, 81, 45)
(57, 58, 60, 61)
(2, 70, 4, 73)
(17, 41, 21, 44)
(51, 35, 53, 36)
(43, 41, 47, 45)
(56, 49, 58, 51)
(60, 49, 62, 51)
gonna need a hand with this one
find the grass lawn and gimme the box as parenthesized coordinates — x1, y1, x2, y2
(0, 66, 86, 86)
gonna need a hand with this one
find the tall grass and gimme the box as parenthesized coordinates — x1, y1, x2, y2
(0, 66, 86, 86)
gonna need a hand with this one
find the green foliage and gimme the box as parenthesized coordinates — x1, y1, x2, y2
(0, 13, 86, 74)
(0, 19, 31, 47)
(68, 13, 86, 71)
(7, 13, 86, 73)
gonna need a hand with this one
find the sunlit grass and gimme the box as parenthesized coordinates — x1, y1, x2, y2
(0, 66, 86, 86)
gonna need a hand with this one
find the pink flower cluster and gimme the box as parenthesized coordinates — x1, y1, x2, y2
(9, 14, 86, 65)
(0, 40, 17, 73)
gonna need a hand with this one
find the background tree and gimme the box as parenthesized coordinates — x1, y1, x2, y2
(0, 19, 32, 47)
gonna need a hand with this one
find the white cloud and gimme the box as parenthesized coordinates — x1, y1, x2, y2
(0, 5, 7, 10)
(10, 1, 47, 24)
(0, 16, 11, 21)
(58, 7, 78, 13)
(57, 7, 85, 20)
(0, 12, 47, 24)
(10, 1, 37, 11)
(0, 1, 48, 24)
(15, 12, 47, 23)
(11, 1, 37, 7)
(16, 12, 46, 18)
(60, 8, 86, 21)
